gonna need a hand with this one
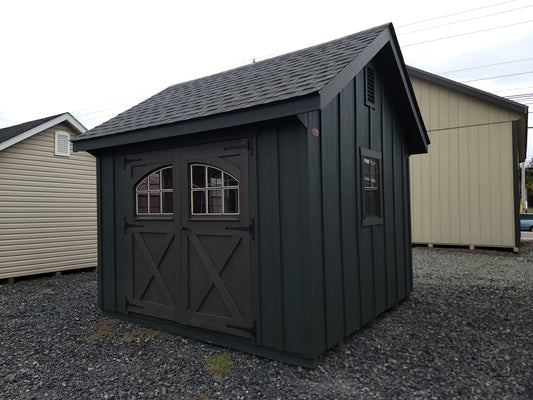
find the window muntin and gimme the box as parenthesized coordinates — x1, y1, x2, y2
(136, 167, 173, 215)
(363, 157, 380, 219)
(360, 147, 382, 224)
(191, 164, 239, 215)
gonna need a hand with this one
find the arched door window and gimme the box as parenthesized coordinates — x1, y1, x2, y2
(190, 164, 239, 215)
(136, 166, 173, 215)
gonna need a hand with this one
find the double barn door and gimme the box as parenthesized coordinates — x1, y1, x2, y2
(123, 139, 254, 338)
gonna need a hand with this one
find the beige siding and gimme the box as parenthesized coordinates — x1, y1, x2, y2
(410, 76, 520, 250)
(0, 123, 97, 278)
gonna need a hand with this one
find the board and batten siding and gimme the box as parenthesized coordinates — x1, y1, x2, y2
(409, 76, 521, 250)
(0, 122, 97, 278)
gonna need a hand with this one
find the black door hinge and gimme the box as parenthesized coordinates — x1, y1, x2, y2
(225, 219, 255, 240)
(227, 321, 256, 337)
(124, 217, 144, 233)
(125, 297, 145, 311)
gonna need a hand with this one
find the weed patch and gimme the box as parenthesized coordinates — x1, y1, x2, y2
(86, 319, 120, 341)
(204, 353, 233, 379)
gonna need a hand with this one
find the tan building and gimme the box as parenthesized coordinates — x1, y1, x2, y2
(408, 66, 528, 252)
(0, 113, 97, 278)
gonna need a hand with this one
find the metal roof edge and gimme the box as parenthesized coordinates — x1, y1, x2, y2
(406, 65, 529, 115)
(0, 112, 87, 152)
(73, 94, 321, 152)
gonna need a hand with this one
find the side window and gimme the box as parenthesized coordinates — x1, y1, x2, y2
(191, 164, 239, 215)
(136, 167, 173, 216)
(360, 148, 382, 224)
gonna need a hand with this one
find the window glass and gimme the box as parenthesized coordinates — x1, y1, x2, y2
(208, 190, 223, 213)
(136, 166, 173, 216)
(148, 171, 160, 190)
(137, 179, 148, 192)
(224, 173, 238, 187)
(192, 191, 206, 214)
(191, 164, 239, 215)
(149, 193, 161, 213)
(362, 154, 381, 220)
(161, 168, 173, 190)
(137, 194, 148, 214)
(162, 192, 173, 214)
(207, 167, 222, 187)
(224, 189, 239, 214)
(192, 165, 206, 188)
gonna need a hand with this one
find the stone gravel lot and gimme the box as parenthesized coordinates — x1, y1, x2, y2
(0, 242, 531, 399)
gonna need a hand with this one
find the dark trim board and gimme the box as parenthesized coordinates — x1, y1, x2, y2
(73, 95, 321, 152)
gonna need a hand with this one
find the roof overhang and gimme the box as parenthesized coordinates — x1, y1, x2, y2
(0, 112, 87, 152)
(74, 24, 429, 156)
(73, 94, 321, 152)
(407, 65, 529, 162)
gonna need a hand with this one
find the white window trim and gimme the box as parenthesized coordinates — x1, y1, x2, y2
(55, 131, 70, 157)
(190, 164, 240, 216)
(136, 166, 173, 216)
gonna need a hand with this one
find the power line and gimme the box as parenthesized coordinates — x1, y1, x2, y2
(399, 5, 533, 35)
(437, 58, 533, 75)
(461, 71, 533, 83)
(403, 20, 533, 47)
(505, 93, 533, 99)
(397, 0, 519, 28)
(493, 85, 533, 93)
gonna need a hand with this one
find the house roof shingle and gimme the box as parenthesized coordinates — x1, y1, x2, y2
(0, 114, 62, 145)
(0, 113, 87, 151)
(76, 24, 390, 142)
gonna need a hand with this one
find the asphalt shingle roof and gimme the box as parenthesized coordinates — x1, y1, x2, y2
(77, 24, 389, 141)
(0, 114, 62, 145)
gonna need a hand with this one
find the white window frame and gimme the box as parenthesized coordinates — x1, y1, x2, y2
(55, 131, 70, 157)
(190, 164, 239, 216)
(136, 166, 173, 216)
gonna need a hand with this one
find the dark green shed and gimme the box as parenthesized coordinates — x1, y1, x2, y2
(73, 23, 428, 367)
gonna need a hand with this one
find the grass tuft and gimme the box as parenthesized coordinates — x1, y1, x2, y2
(86, 319, 120, 341)
(204, 353, 233, 379)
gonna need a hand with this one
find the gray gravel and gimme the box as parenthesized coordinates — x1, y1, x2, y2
(1, 242, 532, 400)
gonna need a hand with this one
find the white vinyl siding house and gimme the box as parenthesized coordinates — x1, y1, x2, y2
(0, 113, 97, 279)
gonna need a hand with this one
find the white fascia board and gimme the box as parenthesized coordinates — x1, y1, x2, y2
(0, 112, 87, 152)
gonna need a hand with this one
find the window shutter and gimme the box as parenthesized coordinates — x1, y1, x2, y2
(55, 131, 70, 157)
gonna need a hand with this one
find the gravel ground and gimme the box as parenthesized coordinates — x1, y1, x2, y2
(1, 243, 532, 400)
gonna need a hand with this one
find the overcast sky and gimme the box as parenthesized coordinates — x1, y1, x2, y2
(1, 0, 532, 157)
